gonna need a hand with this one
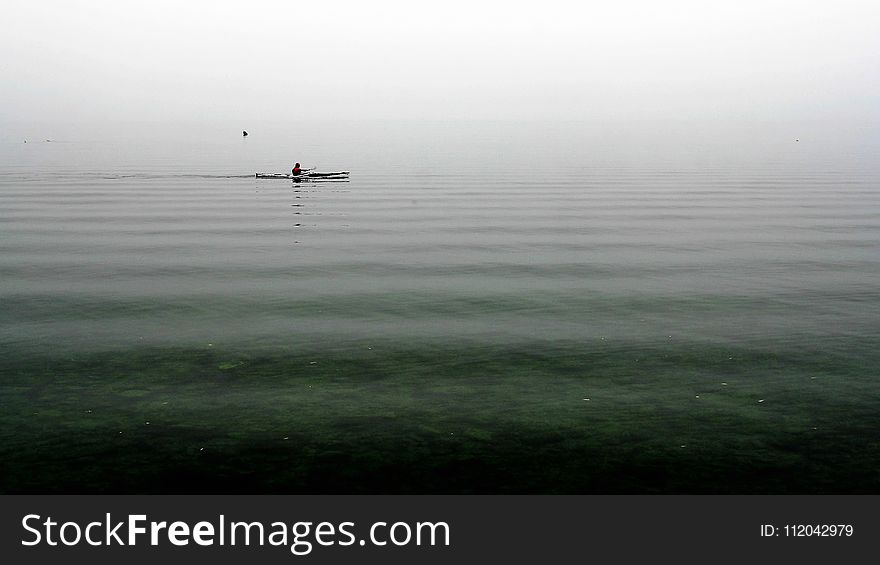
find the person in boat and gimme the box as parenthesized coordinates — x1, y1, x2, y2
(292, 163, 303, 176)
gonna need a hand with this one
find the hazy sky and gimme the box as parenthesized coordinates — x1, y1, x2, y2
(2, 0, 878, 122)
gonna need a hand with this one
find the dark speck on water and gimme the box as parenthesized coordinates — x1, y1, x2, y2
(1, 120, 879, 493)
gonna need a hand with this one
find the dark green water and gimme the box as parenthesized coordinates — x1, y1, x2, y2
(1, 121, 879, 492)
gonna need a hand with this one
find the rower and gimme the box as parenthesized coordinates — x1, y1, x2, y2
(242, 130, 248, 137)
(292, 162, 302, 176)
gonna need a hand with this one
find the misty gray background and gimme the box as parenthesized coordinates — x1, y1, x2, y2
(2, 0, 878, 126)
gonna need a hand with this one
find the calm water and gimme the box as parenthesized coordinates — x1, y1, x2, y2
(1, 121, 879, 492)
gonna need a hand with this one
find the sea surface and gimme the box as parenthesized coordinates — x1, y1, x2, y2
(1, 120, 879, 492)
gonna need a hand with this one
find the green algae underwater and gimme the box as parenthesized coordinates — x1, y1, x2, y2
(3, 335, 878, 493)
